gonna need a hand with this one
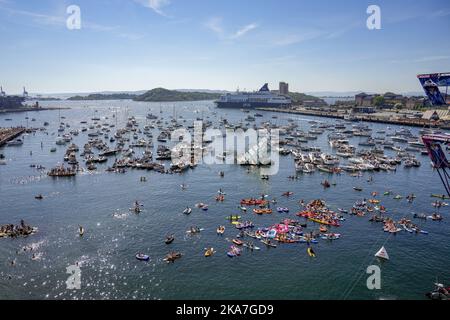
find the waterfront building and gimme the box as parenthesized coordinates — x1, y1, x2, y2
(0, 95, 25, 109)
(352, 106, 376, 114)
(279, 82, 289, 95)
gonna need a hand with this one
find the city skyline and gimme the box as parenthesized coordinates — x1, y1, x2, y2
(0, 0, 449, 94)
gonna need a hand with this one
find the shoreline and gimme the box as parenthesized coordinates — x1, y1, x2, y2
(256, 107, 447, 129)
(0, 107, 70, 115)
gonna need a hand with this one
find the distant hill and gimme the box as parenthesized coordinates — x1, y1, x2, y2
(67, 93, 137, 101)
(133, 88, 221, 102)
(283, 92, 326, 105)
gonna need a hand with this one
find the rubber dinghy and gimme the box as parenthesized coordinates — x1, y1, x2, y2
(136, 253, 150, 261)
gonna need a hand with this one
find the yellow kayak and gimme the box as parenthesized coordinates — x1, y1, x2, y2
(309, 218, 331, 226)
(307, 247, 316, 258)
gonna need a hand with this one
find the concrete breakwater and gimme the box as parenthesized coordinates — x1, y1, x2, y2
(0, 107, 70, 114)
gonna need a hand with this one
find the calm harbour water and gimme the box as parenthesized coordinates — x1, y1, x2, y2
(0, 100, 448, 300)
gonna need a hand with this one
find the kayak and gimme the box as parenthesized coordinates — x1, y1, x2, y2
(431, 194, 450, 199)
(402, 225, 414, 233)
(320, 233, 341, 240)
(135, 253, 150, 261)
(165, 236, 175, 244)
(353, 187, 363, 191)
(309, 218, 340, 227)
(299, 237, 319, 244)
(307, 247, 316, 257)
(261, 239, 277, 248)
(216, 226, 225, 235)
(227, 246, 241, 257)
(164, 252, 182, 263)
(225, 216, 241, 220)
(235, 222, 254, 230)
(204, 248, 215, 257)
(240, 199, 268, 206)
(427, 215, 443, 221)
(186, 228, 204, 234)
(253, 208, 273, 215)
(79, 228, 84, 237)
(232, 239, 244, 246)
(243, 243, 261, 251)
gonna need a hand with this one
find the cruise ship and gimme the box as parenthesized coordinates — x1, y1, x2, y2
(215, 83, 291, 109)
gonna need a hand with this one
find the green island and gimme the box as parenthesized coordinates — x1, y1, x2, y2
(133, 88, 221, 102)
(67, 93, 137, 101)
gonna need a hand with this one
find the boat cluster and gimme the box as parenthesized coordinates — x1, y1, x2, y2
(0, 220, 37, 238)
(47, 165, 76, 177)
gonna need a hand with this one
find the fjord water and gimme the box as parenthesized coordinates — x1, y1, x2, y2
(0, 100, 448, 300)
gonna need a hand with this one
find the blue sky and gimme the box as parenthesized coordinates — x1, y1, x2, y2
(0, 0, 449, 94)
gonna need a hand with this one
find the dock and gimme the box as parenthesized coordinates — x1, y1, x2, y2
(256, 107, 449, 129)
(0, 106, 70, 114)
(0, 127, 26, 147)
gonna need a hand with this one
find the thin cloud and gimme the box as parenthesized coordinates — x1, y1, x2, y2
(273, 31, 324, 46)
(0, 6, 145, 40)
(230, 23, 258, 39)
(205, 17, 223, 35)
(136, 0, 171, 17)
(205, 17, 258, 40)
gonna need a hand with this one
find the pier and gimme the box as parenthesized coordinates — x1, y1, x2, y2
(256, 107, 449, 129)
(0, 127, 26, 147)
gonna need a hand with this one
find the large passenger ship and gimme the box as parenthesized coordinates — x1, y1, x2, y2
(215, 83, 291, 109)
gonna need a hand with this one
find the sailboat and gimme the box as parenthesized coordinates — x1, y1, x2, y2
(375, 246, 389, 260)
